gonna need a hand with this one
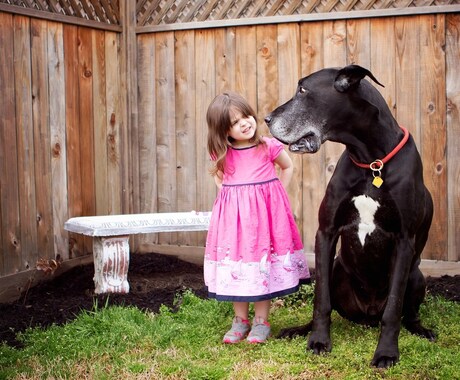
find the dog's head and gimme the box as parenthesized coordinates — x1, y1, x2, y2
(265, 65, 385, 154)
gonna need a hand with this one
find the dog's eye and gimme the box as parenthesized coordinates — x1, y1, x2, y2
(299, 86, 307, 94)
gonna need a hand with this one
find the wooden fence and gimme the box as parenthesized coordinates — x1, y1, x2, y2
(135, 13, 460, 265)
(0, 12, 125, 277)
(0, 4, 459, 301)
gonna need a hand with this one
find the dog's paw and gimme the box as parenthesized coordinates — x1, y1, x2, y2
(307, 332, 332, 355)
(277, 322, 313, 339)
(416, 326, 436, 342)
(371, 354, 399, 368)
(405, 321, 436, 341)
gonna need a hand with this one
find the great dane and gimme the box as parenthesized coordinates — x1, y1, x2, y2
(265, 65, 435, 368)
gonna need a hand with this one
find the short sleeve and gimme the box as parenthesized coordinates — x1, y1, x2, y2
(265, 137, 284, 161)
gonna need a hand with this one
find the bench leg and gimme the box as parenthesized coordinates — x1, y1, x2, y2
(93, 236, 130, 294)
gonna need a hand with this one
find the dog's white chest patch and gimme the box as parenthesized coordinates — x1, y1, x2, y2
(352, 195, 380, 246)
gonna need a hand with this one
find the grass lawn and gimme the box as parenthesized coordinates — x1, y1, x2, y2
(1, 286, 459, 379)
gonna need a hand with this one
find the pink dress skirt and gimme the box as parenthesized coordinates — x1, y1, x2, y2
(204, 138, 310, 301)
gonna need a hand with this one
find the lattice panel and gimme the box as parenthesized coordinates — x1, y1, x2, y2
(0, 0, 119, 24)
(137, 0, 460, 26)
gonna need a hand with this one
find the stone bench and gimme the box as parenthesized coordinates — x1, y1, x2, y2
(64, 211, 211, 294)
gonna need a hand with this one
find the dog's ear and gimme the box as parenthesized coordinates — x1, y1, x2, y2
(334, 65, 385, 93)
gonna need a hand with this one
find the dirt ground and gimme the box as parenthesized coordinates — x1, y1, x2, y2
(0, 253, 459, 348)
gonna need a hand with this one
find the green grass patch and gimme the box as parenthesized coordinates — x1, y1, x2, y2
(1, 287, 459, 379)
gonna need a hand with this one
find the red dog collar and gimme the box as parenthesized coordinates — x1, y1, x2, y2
(349, 126, 409, 170)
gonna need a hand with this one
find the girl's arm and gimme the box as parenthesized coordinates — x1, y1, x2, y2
(214, 171, 223, 189)
(274, 150, 294, 189)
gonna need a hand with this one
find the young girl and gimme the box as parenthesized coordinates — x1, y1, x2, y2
(205, 92, 310, 344)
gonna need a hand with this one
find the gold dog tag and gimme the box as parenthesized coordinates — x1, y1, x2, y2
(372, 176, 383, 188)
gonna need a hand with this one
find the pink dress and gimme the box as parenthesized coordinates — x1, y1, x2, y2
(204, 137, 310, 301)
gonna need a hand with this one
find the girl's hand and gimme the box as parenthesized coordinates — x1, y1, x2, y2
(275, 150, 294, 189)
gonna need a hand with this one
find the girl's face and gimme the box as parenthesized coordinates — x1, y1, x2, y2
(227, 107, 257, 147)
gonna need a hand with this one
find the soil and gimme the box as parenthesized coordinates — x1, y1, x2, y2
(0, 253, 459, 348)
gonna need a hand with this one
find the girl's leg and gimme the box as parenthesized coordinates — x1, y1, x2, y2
(254, 300, 271, 320)
(248, 300, 271, 343)
(233, 302, 249, 319)
(223, 302, 250, 344)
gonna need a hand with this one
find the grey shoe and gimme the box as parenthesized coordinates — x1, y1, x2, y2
(247, 317, 271, 343)
(223, 316, 251, 344)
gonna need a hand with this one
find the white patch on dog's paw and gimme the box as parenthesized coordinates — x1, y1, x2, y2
(352, 195, 380, 246)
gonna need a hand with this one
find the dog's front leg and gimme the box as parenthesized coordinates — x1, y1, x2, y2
(371, 238, 413, 368)
(308, 229, 336, 355)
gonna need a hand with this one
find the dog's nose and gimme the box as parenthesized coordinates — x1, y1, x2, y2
(264, 115, 272, 124)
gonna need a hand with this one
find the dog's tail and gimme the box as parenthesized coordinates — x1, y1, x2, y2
(277, 320, 313, 339)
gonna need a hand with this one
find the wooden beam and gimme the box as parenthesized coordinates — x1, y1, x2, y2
(136, 5, 460, 33)
(0, 3, 122, 32)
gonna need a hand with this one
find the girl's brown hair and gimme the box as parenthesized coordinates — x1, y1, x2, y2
(206, 92, 264, 176)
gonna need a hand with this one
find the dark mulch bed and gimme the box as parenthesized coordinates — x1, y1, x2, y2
(0, 253, 458, 348)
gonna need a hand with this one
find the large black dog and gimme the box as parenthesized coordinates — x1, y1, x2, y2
(265, 65, 435, 368)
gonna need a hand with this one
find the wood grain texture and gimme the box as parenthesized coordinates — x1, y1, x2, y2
(105, 32, 123, 216)
(0, 13, 21, 275)
(137, 33, 158, 246)
(277, 23, 303, 234)
(14, 15, 38, 271)
(64, 24, 85, 257)
(299, 21, 326, 254)
(92, 29, 109, 216)
(175, 30, 198, 245)
(420, 14, 447, 261)
(256, 24, 278, 137)
(322, 20, 346, 185)
(78, 29, 96, 254)
(446, 14, 460, 262)
(48, 22, 69, 260)
(155, 31, 177, 245)
(31, 18, 54, 259)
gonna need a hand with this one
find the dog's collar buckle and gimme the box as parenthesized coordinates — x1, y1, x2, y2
(349, 127, 409, 189)
(369, 159, 383, 171)
(370, 160, 384, 188)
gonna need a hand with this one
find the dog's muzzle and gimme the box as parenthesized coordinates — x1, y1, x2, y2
(265, 114, 323, 154)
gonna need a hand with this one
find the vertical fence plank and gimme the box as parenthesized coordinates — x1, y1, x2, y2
(446, 14, 460, 262)
(156, 31, 177, 244)
(48, 22, 69, 260)
(420, 14, 447, 261)
(64, 24, 84, 257)
(370, 18, 396, 120)
(175, 30, 198, 245)
(14, 15, 37, 271)
(346, 18, 371, 68)
(78, 27, 95, 254)
(395, 16, 421, 145)
(215, 27, 236, 94)
(277, 23, 303, 232)
(195, 29, 216, 214)
(322, 20, 347, 185)
(31, 18, 54, 260)
(256, 24, 278, 137)
(299, 21, 325, 254)
(93, 30, 109, 216)
(236, 26, 257, 107)
(0, 13, 21, 274)
(121, 0, 138, 219)
(105, 32, 123, 215)
(137, 34, 158, 245)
